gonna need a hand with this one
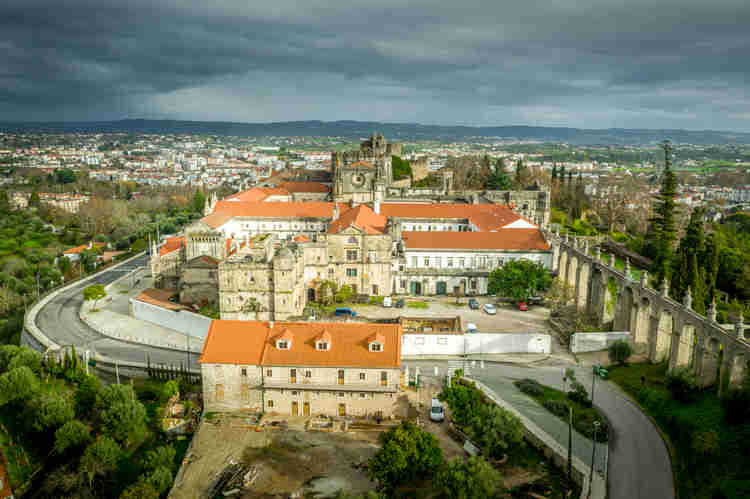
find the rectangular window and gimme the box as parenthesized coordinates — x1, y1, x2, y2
(338, 392, 345, 398)
(267, 399, 274, 408)
(305, 370, 312, 378)
(346, 268, 357, 277)
(290, 368, 297, 383)
(241, 368, 247, 377)
(434, 257, 441, 268)
(215, 384, 224, 401)
(360, 393, 367, 398)
(415, 337, 425, 345)
(338, 369, 345, 385)
(459, 258, 465, 268)
(400, 280, 406, 289)
(368, 250, 376, 263)
(411, 256, 417, 267)
(371, 343, 382, 352)
(380, 371, 388, 386)
(359, 372, 366, 380)
(266, 369, 272, 377)
(346, 249, 358, 261)
(328, 268, 334, 275)
(423, 257, 430, 267)
(277, 341, 288, 349)
(447, 258, 453, 268)
(471, 280, 477, 290)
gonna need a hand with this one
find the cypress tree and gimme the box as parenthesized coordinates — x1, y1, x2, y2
(703, 232, 719, 305)
(671, 207, 705, 311)
(515, 159, 524, 187)
(559, 165, 566, 182)
(649, 141, 679, 285)
(551, 164, 558, 182)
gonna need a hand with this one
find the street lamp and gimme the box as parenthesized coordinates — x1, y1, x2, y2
(587, 421, 601, 498)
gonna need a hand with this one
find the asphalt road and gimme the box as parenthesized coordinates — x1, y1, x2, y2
(33, 254, 199, 369)
(407, 360, 675, 499)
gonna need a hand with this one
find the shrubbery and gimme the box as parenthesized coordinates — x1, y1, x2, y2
(516, 379, 543, 397)
(608, 340, 632, 365)
(665, 367, 699, 403)
(722, 388, 750, 425)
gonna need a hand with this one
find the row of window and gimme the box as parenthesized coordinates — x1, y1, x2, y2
(345, 250, 377, 262)
(260, 368, 389, 385)
(241, 223, 325, 230)
(408, 255, 508, 269)
(403, 224, 470, 232)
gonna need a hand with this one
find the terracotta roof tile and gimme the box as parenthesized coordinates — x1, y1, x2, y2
(200, 212, 234, 229)
(401, 229, 550, 251)
(294, 234, 310, 243)
(200, 321, 401, 368)
(134, 288, 186, 311)
(346, 160, 375, 169)
(225, 187, 290, 202)
(379, 203, 520, 223)
(160, 236, 185, 256)
(63, 241, 107, 254)
(211, 201, 348, 219)
(277, 181, 330, 193)
(328, 204, 387, 235)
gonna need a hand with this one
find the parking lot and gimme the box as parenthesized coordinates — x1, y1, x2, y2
(350, 296, 551, 333)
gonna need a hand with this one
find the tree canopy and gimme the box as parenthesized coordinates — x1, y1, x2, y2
(83, 284, 106, 309)
(392, 156, 412, 181)
(434, 457, 504, 499)
(488, 259, 551, 300)
(646, 141, 679, 284)
(485, 159, 512, 190)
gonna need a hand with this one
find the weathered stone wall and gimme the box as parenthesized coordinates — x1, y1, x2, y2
(202, 363, 264, 412)
(327, 232, 393, 295)
(553, 232, 750, 392)
(179, 265, 219, 305)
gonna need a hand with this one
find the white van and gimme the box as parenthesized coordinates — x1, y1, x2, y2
(430, 398, 445, 422)
(382, 296, 393, 307)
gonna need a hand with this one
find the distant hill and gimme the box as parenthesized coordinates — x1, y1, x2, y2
(1, 119, 749, 146)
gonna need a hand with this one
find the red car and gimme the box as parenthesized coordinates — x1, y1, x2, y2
(518, 302, 528, 311)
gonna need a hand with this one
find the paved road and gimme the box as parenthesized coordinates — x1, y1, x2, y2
(33, 254, 199, 369)
(406, 360, 675, 499)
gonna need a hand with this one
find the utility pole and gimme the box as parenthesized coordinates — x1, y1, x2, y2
(568, 405, 573, 482)
(587, 421, 600, 498)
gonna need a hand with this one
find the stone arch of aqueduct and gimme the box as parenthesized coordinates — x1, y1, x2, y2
(550, 232, 749, 392)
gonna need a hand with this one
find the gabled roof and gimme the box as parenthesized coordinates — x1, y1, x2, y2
(328, 204, 387, 235)
(224, 187, 290, 202)
(185, 255, 220, 267)
(199, 321, 401, 368)
(63, 241, 107, 254)
(401, 229, 550, 251)
(159, 236, 185, 256)
(200, 212, 234, 229)
(277, 181, 330, 193)
(134, 288, 186, 311)
(315, 330, 332, 344)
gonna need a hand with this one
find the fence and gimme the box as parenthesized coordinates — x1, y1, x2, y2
(570, 332, 630, 353)
(401, 333, 551, 357)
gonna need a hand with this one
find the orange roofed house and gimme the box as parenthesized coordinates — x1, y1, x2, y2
(200, 320, 405, 418)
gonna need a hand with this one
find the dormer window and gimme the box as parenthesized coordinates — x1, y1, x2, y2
(369, 342, 382, 352)
(316, 341, 329, 351)
(315, 330, 332, 351)
(368, 332, 386, 352)
(275, 328, 293, 350)
(277, 340, 289, 350)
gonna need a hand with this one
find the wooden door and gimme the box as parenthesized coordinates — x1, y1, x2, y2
(215, 384, 224, 401)
(338, 403, 346, 416)
(290, 368, 297, 384)
(292, 401, 299, 416)
(303, 402, 310, 416)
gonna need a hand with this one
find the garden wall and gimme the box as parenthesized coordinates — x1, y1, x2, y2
(401, 333, 551, 357)
(570, 332, 630, 353)
(130, 299, 211, 340)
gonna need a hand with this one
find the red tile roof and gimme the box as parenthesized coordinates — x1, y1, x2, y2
(294, 234, 310, 243)
(328, 204, 387, 235)
(225, 187, 289, 202)
(199, 321, 401, 368)
(401, 230, 550, 251)
(134, 288, 186, 310)
(211, 201, 349, 219)
(200, 212, 234, 229)
(277, 181, 330, 193)
(379, 203, 520, 223)
(160, 236, 185, 256)
(346, 160, 375, 169)
(63, 241, 107, 254)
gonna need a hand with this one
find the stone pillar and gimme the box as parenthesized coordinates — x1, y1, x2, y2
(661, 278, 669, 297)
(640, 270, 649, 288)
(583, 239, 589, 255)
(624, 258, 631, 280)
(609, 253, 616, 268)
(594, 247, 601, 263)
(736, 312, 745, 340)
(708, 298, 717, 323)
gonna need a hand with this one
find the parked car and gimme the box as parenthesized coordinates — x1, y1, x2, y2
(334, 308, 357, 317)
(518, 302, 529, 311)
(466, 323, 478, 333)
(394, 298, 405, 308)
(482, 303, 497, 315)
(430, 398, 445, 422)
(468, 298, 480, 309)
(382, 297, 393, 308)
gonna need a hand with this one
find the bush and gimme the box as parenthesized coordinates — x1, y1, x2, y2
(608, 340, 632, 366)
(665, 367, 699, 403)
(636, 388, 670, 413)
(691, 430, 720, 457)
(721, 389, 750, 425)
(543, 399, 570, 419)
(567, 381, 591, 407)
(517, 379, 544, 397)
(334, 284, 353, 304)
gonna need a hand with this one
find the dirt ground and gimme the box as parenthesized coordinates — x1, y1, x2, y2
(169, 413, 382, 499)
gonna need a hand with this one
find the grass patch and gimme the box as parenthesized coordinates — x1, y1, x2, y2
(407, 300, 429, 309)
(513, 379, 609, 442)
(609, 362, 750, 499)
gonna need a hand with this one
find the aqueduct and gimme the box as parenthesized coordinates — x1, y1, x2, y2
(550, 233, 749, 392)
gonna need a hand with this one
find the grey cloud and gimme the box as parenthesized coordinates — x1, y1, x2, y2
(1, 0, 749, 130)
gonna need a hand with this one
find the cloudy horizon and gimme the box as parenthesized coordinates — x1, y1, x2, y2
(2, 0, 749, 132)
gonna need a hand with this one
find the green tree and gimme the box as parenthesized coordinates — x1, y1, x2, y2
(391, 156, 413, 181)
(0, 189, 9, 213)
(608, 340, 632, 366)
(80, 436, 121, 486)
(368, 421, 444, 491)
(486, 159, 512, 190)
(190, 189, 206, 214)
(143, 466, 173, 494)
(702, 232, 720, 304)
(143, 445, 176, 473)
(31, 392, 75, 431)
(514, 159, 525, 187)
(94, 384, 147, 444)
(0, 366, 40, 405)
(120, 482, 159, 499)
(648, 141, 679, 285)
(29, 190, 41, 208)
(488, 259, 551, 301)
(0, 345, 20, 372)
(54, 420, 91, 454)
(334, 284, 354, 303)
(7, 346, 42, 374)
(671, 207, 706, 313)
(75, 374, 100, 417)
(434, 457, 504, 499)
(83, 284, 106, 310)
(551, 164, 558, 182)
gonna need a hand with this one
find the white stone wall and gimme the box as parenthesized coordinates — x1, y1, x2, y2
(570, 332, 630, 353)
(264, 388, 402, 418)
(401, 333, 551, 356)
(263, 366, 399, 390)
(202, 363, 264, 412)
(130, 299, 212, 339)
(403, 250, 550, 271)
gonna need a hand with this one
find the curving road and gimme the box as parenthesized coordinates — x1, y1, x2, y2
(32, 254, 199, 369)
(407, 360, 675, 499)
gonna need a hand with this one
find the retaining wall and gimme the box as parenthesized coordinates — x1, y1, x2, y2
(570, 332, 630, 353)
(401, 333, 550, 357)
(130, 299, 211, 340)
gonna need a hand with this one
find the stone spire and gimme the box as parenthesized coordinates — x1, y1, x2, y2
(332, 202, 339, 221)
(583, 239, 589, 255)
(708, 298, 717, 322)
(683, 287, 692, 310)
(640, 270, 649, 288)
(609, 253, 616, 268)
(661, 277, 669, 297)
(594, 247, 601, 262)
(624, 258, 631, 279)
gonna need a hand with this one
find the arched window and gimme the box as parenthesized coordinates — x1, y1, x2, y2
(347, 236, 357, 244)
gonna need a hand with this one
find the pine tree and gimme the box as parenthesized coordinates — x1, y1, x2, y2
(515, 159, 524, 187)
(551, 164, 558, 182)
(649, 141, 679, 285)
(671, 207, 705, 311)
(703, 232, 719, 304)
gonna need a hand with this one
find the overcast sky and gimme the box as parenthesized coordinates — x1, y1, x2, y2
(1, 0, 749, 131)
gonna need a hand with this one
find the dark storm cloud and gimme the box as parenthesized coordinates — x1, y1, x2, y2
(1, 0, 749, 130)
